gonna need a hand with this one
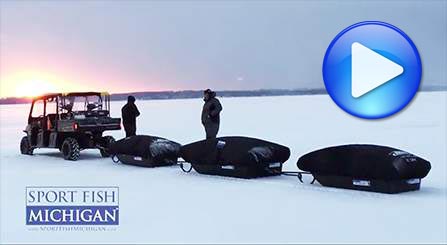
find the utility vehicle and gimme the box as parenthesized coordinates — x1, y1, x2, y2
(20, 92, 121, 160)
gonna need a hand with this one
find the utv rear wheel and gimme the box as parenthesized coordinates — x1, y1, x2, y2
(62, 138, 80, 161)
(100, 136, 115, 157)
(20, 136, 33, 155)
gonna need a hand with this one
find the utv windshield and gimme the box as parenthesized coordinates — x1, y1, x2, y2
(60, 95, 103, 113)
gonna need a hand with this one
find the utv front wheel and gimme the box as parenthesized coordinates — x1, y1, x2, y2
(20, 136, 33, 155)
(100, 136, 115, 157)
(61, 138, 80, 161)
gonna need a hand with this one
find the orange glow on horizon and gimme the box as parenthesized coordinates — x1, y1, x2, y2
(0, 70, 170, 98)
(14, 80, 57, 98)
(0, 71, 87, 98)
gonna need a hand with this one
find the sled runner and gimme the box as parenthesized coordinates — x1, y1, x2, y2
(297, 144, 431, 193)
(109, 135, 181, 167)
(180, 136, 290, 178)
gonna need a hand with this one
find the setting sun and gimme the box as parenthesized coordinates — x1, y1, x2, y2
(0, 71, 87, 98)
(14, 80, 57, 98)
(1, 71, 59, 98)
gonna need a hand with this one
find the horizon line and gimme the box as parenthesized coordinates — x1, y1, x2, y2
(0, 87, 446, 105)
(2, 84, 446, 100)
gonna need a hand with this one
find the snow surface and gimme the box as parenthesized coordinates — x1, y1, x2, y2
(1, 92, 446, 244)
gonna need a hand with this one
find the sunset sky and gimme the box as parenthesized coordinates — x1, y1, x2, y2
(0, 0, 445, 98)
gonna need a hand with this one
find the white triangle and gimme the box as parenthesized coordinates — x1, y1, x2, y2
(351, 42, 404, 98)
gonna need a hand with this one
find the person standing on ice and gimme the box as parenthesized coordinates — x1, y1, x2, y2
(121, 95, 140, 137)
(201, 89, 223, 139)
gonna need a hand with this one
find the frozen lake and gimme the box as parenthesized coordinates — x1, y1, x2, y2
(1, 92, 446, 243)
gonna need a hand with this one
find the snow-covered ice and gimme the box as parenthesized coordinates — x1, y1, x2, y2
(1, 92, 446, 244)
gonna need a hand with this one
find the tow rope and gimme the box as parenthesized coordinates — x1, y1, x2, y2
(280, 171, 316, 184)
(262, 166, 315, 184)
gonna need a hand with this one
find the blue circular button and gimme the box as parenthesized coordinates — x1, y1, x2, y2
(322, 21, 422, 119)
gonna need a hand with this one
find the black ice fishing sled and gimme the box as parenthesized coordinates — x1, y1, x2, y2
(180, 136, 290, 178)
(108, 135, 181, 167)
(297, 144, 431, 194)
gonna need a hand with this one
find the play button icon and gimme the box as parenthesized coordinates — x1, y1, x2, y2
(351, 42, 404, 98)
(322, 21, 422, 119)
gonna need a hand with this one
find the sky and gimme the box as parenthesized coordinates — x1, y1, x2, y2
(0, 0, 446, 98)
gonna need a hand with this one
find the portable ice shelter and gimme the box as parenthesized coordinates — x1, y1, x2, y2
(296, 144, 431, 193)
(109, 135, 181, 167)
(180, 136, 290, 178)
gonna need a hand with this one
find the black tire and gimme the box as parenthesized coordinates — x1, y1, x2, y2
(20, 136, 33, 155)
(100, 136, 115, 157)
(61, 137, 80, 161)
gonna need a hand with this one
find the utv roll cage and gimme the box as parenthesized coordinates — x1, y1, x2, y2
(29, 92, 112, 123)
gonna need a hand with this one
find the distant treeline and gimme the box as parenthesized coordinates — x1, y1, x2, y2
(111, 88, 327, 101)
(0, 88, 327, 105)
(1, 86, 445, 105)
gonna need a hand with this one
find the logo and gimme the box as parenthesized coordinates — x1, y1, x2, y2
(389, 150, 410, 157)
(389, 150, 418, 163)
(406, 178, 421, 185)
(26, 186, 119, 226)
(322, 21, 422, 119)
(352, 180, 371, 187)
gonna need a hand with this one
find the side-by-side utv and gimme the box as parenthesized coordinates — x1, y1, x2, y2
(20, 92, 121, 160)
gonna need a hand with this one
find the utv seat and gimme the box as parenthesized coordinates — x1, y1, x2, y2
(47, 114, 57, 130)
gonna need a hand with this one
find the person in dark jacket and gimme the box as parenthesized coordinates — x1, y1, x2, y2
(201, 89, 223, 139)
(121, 95, 140, 137)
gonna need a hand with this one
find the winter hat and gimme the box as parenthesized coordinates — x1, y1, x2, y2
(204, 89, 216, 97)
(128, 95, 136, 103)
